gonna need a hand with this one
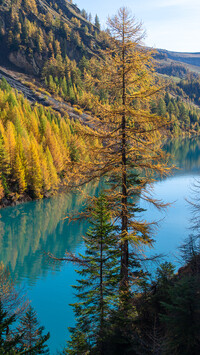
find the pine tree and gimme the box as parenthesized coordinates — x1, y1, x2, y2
(132, 262, 175, 354)
(65, 195, 120, 354)
(157, 98, 167, 117)
(0, 300, 21, 353)
(161, 276, 200, 355)
(17, 306, 50, 354)
(94, 15, 100, 30)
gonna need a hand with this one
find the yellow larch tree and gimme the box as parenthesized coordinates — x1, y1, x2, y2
(66, 7, 171, 296)
(14, 151, 27, 194)
(26, 137, 43, 198)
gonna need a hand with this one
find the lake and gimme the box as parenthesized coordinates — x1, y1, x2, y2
(0, 136, 200, 353)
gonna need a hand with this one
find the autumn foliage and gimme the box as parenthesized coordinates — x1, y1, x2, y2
(0, 79, 94, 203)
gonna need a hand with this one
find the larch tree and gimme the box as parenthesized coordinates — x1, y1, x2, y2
(14, 151, 27, 194)
(27, 138, 43, 198)
(67, 7, 170, 295)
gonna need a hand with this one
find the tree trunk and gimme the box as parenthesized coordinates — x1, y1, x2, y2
(121, 17, 129, 290)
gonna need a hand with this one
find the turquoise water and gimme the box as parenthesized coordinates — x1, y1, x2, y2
(0, 136, 200, 353)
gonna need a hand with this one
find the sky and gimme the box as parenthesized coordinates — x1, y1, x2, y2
(75, 0, 200, 53)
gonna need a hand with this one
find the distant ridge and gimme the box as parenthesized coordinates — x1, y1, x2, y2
(155, 48, 200, 68)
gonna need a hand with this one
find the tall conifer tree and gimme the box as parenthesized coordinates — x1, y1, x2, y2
(65, 195, 120, 355)
(17, 306, 50, 354)
(67, 7, 170, 295)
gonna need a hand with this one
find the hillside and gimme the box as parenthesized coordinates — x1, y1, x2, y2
(0, 1, 199, 136)
(0, 1, 199, 76)
(0, 0, 103, 74)
(155, 48, 200, 74)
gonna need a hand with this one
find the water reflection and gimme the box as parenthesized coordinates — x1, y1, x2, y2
(0, 136, 200, 352)
(1, 137, 200, 284)
(164, 136, 200, 174)
(0, 182, 99, 284)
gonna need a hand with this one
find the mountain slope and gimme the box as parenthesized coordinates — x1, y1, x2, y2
(156, 49, 200, 67)
(0, 0, 102, 74)
(0, 1, 200, 131)
(0, 1, 200, 206)
(155, 48, 200, 76)
(0, 0, 200, 77)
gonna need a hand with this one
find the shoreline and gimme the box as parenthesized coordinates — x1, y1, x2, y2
(0, 134, 199, 210)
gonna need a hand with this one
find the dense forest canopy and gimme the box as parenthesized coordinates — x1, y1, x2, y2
(0, 78, 97, 203)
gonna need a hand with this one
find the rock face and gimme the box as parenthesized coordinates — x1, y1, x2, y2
(9, 51, 41, 75)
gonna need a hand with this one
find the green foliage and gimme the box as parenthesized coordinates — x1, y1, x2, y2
(156, 62, 189, 78)
(150, 93, 200, 134)
(178, 73, 200, 106)
(66, 194, 120, 354)
(129, 260, 200, 354)
(129, 262, 176, 354)
(94, 15, 100, 30)
(42, 55, 83, 103)
(17, 306, 50, 354)
(0, 302, 50, 354)
(156, 261, 175, 285)
(0, 300, 21, 353)
(0, 263, 50, 353)
(161, 276, 200, 355)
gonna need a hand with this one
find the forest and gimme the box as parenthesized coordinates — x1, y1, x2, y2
(0, 1, 200, 355)
(0, 77, 98, 204)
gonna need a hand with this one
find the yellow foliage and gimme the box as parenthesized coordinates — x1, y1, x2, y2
(0, 80, 100, 201)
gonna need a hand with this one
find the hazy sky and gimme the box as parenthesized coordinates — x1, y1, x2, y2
(75, 0, 200, 53)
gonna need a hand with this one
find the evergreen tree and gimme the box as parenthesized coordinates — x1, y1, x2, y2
(0, 300, 21, 354)
(94, 15, 100, 30)
(180, 179, 200, 273)
(89, 13, 92, 23)
(167, 101, 175, 119)
(65, 195, 120, 354)
(157, 98, 167, 117)
(161, 276, 200, 355)
(17, 306, 50, 354)
(136, 262, 175, 354)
